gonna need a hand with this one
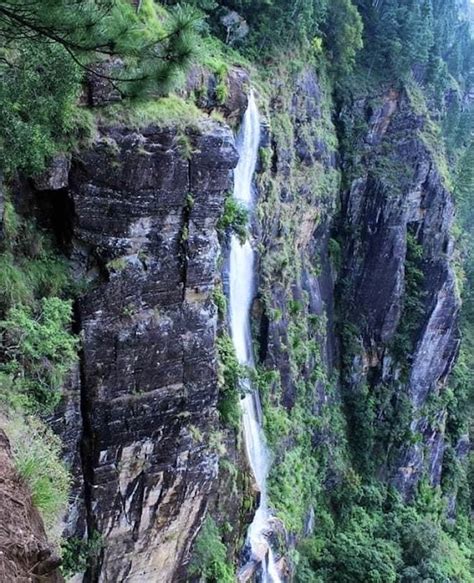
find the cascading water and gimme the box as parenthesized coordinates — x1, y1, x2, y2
(229, 93, 281, 583)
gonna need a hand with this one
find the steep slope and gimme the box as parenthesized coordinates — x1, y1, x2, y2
(0, 2, 471, 581)
(0, 429, 62, 582)
(338, 88, 461, 497)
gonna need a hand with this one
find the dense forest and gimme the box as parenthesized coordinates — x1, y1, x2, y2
(0, 0, 472, 582)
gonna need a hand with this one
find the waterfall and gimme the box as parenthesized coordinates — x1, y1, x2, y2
(229, 93, 281, 583)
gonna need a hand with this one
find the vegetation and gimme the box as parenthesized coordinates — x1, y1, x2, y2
(61, 532, 104, 578)
(216, 332, 243, 428)
(296, 483, 473, 583)
(0, 298, 78, 411)
(6, 414, 71, 540)
(248, 1, 474, 582)
(0, 203, 77, 412)
(0, 0, 204, 175)
(0, 200, 77, 544)
(0, 0, 472, 580)
(217, 194, 249, 243)
(188, 516, 235, 582)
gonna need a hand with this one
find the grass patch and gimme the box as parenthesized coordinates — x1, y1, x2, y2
(97, 95, 204, 130)
(5, 414, 71, 542)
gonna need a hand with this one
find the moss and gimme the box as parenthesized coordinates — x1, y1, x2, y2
(420, 118, 453, 189)
(391, 232, 427, 370)
(0, 254, 33, 310)
(2, 200, 20, 242)
(259, 146, 272, 172)
(328, 237, 342, 272)
(106, 256, 128, 273)
(212, 283, 227, 318)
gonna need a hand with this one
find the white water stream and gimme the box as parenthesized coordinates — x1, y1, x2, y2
(229, 93, 281, 583)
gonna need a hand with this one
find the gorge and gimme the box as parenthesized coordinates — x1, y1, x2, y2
(0, 1, 472, 583)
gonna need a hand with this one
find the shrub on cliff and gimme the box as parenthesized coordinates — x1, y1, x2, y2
(189, 516, 235, 582)
(0, 298, 78, 411)
(0, 201, 78, 413)
(217, 194, 248, 243)
(216, 332, 243, 428)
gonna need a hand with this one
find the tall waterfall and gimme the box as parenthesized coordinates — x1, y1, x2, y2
(229, 93, 281, 583)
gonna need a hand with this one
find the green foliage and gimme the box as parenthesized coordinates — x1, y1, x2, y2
(296, 484, 473, 583)
(6, 414, 71, 539)
(0, 201, 77, 412)
(0, 297, 78, 411)
(212, 283, 227, 317)
(219, 0, 330, 51)
(0, 254, 32, 310)
(0, 0, 204, 175)
(98, 95, 202, 130)
(269, 445, 319, 533)
(0, 40, 80, 175)
(61, 532, 104, 578)
(189, 516, 235, 582)
(322, 0, 363, 78)
(391, 232, 426, 367)
(216, 332, 243, 428)
(328, 237, 342, 272)
(349, 0, 474, 91)
(217, 195, 248, 243)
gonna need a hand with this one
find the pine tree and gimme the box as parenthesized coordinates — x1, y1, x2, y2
(0, 1, 203, 174)
(0, 0, 202, 92)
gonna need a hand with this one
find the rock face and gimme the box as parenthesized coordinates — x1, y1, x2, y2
(62, 119, 239, 581)
(339, 90, 460, 497)
(257, 67, 339, 413)
(7, 65, 462, 581)
(0, 430, 63, 582)
(33, 154, 71, 191)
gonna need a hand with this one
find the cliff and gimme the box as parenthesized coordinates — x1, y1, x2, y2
(338, 88, 461, 497)
(0, 3, 472, 581)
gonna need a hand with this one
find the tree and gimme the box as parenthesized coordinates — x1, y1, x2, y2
(0, 0, 203, 174)
(323, 0, 363, 77)
(0, 0, 202, 90)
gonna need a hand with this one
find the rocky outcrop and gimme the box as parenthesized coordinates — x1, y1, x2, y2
(339, 89, 461, 497)
(56, 118, 240, 581)
(33, 154, 71, 191)
(0, 429, 62, 582)
(184, 66, 250, 123)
